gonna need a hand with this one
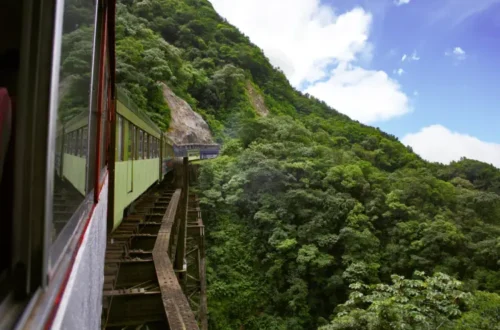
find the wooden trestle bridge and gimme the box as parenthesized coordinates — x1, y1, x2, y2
(101, 158, 207, 329)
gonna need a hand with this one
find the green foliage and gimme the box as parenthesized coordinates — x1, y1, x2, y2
(454, 291, 500, 329)
(321, 271, 471, 330)
(198, 116, 500, 329)
(111, 0, 500, 329)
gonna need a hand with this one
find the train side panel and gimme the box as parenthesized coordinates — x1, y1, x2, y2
(113, 159, 159, 230)
(112, 99, 162, 231)
(51, 176, 108, 329)
(62, 154, 86, 195)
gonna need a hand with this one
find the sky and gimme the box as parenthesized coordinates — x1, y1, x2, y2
(208, 0, 500, 167)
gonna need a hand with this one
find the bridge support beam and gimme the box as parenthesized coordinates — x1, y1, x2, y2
(174, 157, 189, 288)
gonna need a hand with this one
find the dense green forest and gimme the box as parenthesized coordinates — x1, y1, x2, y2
(112, 0, 500, 329)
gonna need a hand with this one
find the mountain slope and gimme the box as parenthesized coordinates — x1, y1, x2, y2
(114, 1, 500, 329)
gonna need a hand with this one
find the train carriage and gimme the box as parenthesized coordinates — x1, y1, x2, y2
(0, 0, 167, 328)
(0, 0, 118, 328)
(0, 0, 210, 328)
(111, 89, 175, 231)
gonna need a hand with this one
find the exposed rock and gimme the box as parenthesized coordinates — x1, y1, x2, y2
(246, 81, 269, 117)
(162, 83, 213, 144)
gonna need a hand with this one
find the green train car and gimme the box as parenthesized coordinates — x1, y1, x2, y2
(112, 91, 174, 230)
(55, 89, 174, 232)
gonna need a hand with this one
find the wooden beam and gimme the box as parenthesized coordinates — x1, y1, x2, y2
(152, 189, 199, 330)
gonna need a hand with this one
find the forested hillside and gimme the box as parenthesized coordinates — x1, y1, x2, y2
(114, 0, 500, 329)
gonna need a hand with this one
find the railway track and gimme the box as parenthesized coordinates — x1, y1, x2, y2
(101, 172, 206, 330)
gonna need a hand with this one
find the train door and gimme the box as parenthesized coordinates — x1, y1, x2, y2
(127, 122, 134, 192)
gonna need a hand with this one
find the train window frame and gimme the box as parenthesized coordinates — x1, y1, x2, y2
(5, 0, 116, 327)
(49, 0, 102, 270)
(3, 0, 91, 324)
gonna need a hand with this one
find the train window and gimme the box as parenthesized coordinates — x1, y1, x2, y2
(129, 123, 135, 160)
(76, 129, 81, 156)
(50, 0, 97, 251)
(72, 131, 76, 155)
(73, 131, 76, 155)
(149, 136, 155, 158)
(117, 115, 123, 161)
(139, 130, 143, 159)
(146, 133, 150, 159)
(149, 135, 152, 159)
(149, 134, 152, 158)
(3, 0, 110, 322)
(82, 127, 88, 157)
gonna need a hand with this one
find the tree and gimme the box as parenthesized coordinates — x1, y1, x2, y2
(322, 271, 471, 330)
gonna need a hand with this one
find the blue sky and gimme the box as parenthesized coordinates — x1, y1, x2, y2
(341, 0, 500, 143)
(209, 0, 500, 166)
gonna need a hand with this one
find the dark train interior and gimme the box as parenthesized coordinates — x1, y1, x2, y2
(0, 0, 22, 291)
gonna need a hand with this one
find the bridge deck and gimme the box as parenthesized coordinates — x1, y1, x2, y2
(101, 177, 202, 329)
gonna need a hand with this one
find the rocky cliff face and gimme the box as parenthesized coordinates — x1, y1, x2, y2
(246, 81, 269, 117)
(162, 83, 213, 144)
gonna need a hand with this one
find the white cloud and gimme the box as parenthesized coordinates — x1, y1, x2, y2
(401, 50, 420, 62)
(209, 0, 412, 123)
(454, 47, 466, 55)
(394, 68, 405, 76)
(402, 125, 500, 167)
(395, 0, 411, 6)
(306, 63, 411, 123)
(413, 90, 419, 96)
(445, 46, 467, 61)
(209, 0, 372, 86)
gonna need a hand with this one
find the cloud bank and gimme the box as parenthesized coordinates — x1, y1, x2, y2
(209, 0, 411, 124)
(306, 64, 411, 123)
(402, 125, 500, 167)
